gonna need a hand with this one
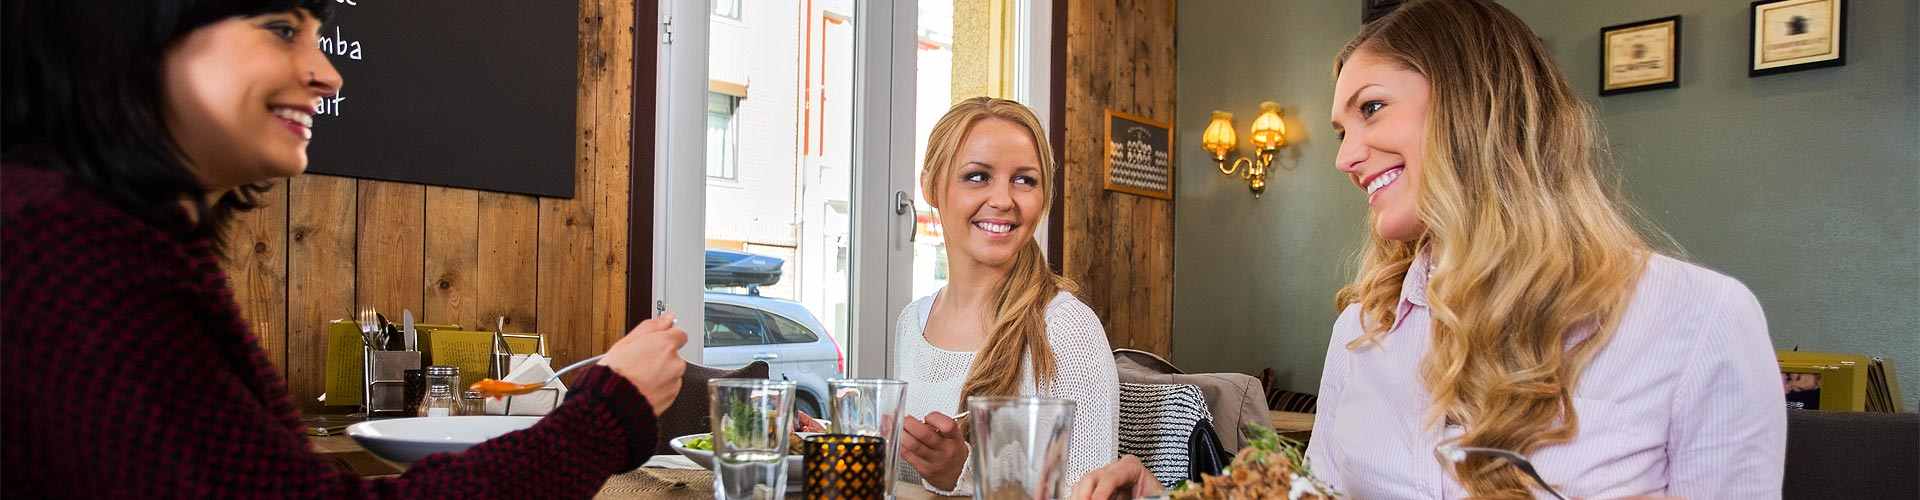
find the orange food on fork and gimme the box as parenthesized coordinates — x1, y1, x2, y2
(469, 378, 543, 398)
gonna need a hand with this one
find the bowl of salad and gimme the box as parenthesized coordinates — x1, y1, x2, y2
(668, 431, 820, 479)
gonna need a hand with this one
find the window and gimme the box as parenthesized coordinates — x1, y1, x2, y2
(711, 0, 742, 21)
(766, 312, 821, 344)
(704, 303, 767, 347)
(705, 92, 739, 180)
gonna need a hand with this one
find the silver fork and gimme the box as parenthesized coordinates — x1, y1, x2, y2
(1434, 444, 1567, 500)
(355, 307, 379, 349)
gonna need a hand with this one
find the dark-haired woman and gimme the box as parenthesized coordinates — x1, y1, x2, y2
(2, 2, 686, 497)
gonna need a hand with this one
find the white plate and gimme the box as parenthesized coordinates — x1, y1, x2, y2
(346, 416, 542, 463)
(668, 432, 822, 482)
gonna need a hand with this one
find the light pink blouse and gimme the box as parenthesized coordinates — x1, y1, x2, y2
(1305, 252, 1786, 499)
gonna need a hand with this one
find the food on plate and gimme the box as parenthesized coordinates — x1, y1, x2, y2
(680, 432, 808, 455)
(1168, 425, 1339, 499)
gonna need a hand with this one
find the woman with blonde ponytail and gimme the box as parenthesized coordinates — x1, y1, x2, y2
(1076, 1, 1785, 498)
(893, 97, 1118, 495)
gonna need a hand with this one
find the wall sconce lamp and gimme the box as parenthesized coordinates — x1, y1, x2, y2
(1202, 101, 1288, 197)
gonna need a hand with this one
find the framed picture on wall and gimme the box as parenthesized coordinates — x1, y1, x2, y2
(1599, 16, 1682, 96)
(1362, 0, 1405, 24)
(1750, 0, 1846, 76)
(1103, 110, 1174, 200)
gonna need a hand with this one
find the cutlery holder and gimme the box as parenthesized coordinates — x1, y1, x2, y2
(364, 349, 421, 416)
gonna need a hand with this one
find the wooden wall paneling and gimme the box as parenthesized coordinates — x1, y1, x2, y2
(476, 192, 539, 333)
(537, 0, 630, 367)
(286, 174, 357, 412)
(355, 180, 427, 321)
(223, 180, 290, 368)
(1063, 0, 1111, 340)
(424, 187, 480, 327)
(1148, 0, 1176, 355)
(589, 0, 634, 353)
(1062, 0, 1176, 357)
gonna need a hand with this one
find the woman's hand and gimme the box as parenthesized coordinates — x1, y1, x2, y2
(1071, 455, 1161, 500)
(597, 313, 688, 416)
(900, 412, 969, 491)
(794, 410, 827, 432)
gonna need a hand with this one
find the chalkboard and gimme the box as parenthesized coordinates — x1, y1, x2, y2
(306, 1, 579, 198)
(1103, 110, 1173, 200)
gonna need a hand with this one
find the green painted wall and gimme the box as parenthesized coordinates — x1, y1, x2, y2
(1172, 0, 1920, 410)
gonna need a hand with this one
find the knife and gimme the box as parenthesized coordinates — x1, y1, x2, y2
(402, 309, 417, 352)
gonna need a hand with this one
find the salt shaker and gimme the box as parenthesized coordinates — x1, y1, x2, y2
(420, 385, 459, 417)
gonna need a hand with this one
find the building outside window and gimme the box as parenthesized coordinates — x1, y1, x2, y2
(711, 0, 742, 21)
(706, 92, 739, 180)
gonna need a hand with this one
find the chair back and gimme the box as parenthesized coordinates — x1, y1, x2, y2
(1783, 409, 1919, 499)
(652, 361, 771, 455)
(1113, 349, 1268, 452)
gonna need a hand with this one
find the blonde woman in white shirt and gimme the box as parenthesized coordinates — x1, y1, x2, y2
(893, 97, 1119, 496)
(1075, 1, 1784, 498)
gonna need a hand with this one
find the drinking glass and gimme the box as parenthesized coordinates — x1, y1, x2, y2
(826, 379, 908, 497)
(965, 397, 1076, 500)
(710, 379, 798, 500)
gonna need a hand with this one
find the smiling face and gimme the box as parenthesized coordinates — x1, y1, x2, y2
(162, 9, 341, 191)
(1331, 48, 1431, 241)
(931, 117, 1047, 270)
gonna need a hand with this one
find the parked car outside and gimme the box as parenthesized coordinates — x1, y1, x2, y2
(701, 291, 844, 417)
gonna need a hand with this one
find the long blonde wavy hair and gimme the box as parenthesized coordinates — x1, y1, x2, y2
(1333, 0, 1654, 496)
(921, 97, 1075, 408)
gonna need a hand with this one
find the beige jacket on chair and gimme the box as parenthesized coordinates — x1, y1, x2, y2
(1112, 349, 1269, 452)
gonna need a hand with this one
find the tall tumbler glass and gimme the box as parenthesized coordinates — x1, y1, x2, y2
(710, 379, 798, 500)
(826, 379, 908, 498)
(965, 397, 1076, 500)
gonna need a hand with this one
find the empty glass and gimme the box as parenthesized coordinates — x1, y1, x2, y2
(826, 379, 908, 497)
(965, 397, 1077, 500)
(709, 379, 798, 500)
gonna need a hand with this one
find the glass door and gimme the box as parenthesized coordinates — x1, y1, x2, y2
(656, 1, 1047, 403)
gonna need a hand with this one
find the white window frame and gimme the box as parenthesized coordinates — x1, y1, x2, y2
(656, 0, 1050, 376)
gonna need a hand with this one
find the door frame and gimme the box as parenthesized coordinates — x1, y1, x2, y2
(629, 0, 1061, 372)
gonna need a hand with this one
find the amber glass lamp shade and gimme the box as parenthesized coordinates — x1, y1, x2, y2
(1201, 111, 1238, 161)
(1248, 101, 1287, 150)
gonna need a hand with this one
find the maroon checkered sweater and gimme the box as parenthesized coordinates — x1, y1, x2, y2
(2, 164, 658, 498)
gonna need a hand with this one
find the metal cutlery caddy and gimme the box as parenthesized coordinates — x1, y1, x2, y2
(349, 310, 560, 416)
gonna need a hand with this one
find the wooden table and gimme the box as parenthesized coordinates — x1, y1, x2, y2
(310, 435, 952, 499)
(1269, 410, 1315, 433)
(1270, 410, 1315, 444)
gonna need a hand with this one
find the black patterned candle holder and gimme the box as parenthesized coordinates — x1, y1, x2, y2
(802, 434, 885, 500)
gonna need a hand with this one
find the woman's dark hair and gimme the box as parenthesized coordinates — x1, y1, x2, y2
(3, 0, 333, 252)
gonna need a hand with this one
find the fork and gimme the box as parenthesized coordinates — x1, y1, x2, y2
(355, 306, 379, 349)
(1434, 444, 1567, 499)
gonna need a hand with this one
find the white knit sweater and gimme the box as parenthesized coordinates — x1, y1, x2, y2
(890, 290, 1120, 496)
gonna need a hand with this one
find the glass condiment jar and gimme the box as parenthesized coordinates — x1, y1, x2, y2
(420, 385, 460, 417)
(463, 390, 488, 416)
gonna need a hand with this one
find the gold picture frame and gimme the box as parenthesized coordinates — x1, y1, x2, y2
(1750, 0, 1846, 76)
(1600, 16, 1682, 96)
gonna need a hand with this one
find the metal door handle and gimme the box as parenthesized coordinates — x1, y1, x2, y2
(894, 191, 917, 244)
(753, 353, 780, 360)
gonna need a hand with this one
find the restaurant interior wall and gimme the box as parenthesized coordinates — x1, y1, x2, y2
(221, 0, 635, 413)
(1172, 0, 1920, 410)
(1059, 0, 1178, 356)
